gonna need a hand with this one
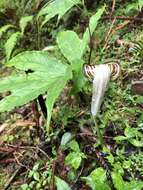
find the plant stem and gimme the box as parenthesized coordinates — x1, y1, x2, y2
(37, 20, 41, 50)
(92, 116, 104, 146)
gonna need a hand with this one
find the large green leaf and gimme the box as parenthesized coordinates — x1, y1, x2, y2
(57, 30, 84, 91)
(6, 51, 68, 74)
(56, 5, 105, 67)
(55, 176, 72, 190)
(38, 0, 81, 26)
(57, 31, 83, 66)
(0, 51, 72, 130)
(45, 74, 70, 132)
(57, 7, 105, 92)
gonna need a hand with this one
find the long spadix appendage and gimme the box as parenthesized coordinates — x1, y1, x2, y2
(84, 62, 120, 116)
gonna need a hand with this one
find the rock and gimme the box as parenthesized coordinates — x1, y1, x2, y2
(131, 81, 143, 95)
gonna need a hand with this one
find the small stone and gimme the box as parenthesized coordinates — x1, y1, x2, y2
(131, 81, 143, 95)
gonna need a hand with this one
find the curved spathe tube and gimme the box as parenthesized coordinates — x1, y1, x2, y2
(84, 63, 120, 116)
(91, 64, 111, 116)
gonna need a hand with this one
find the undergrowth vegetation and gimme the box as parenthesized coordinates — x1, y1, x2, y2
(0, 0, 143, 189)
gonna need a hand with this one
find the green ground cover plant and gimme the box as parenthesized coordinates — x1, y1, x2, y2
(0, 0, 143, 189)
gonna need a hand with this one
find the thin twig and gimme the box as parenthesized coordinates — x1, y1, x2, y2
(49, 160, 56, 190)
(36, 146, 50, 160)
(13, 152, 30, 170)
(74, 164, 84, 183)
(103, 17, 116, 49)
(0, 123, 8, 134)
(0, 158, 16, 164)
(111, 0, 116, 14)
(102, 15, 143, 22)
(7, 144, 50, 160)
(0, 146, 17, 153)
(4, 166, 22, 190)
(111, 20, 130, 35)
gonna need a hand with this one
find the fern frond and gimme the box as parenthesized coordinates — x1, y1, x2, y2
(130, 39, 143, 60)
(0, 24, 15, 38)
(19, 15, 33, 35)
(5, 32, 21, 60)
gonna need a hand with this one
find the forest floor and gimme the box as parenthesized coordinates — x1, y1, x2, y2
(0, 1, 143, 190)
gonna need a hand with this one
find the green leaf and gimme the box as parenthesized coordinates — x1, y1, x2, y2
(28, 170, 34, 178)
(57, 5, 105, 68)
(65, 140, 86, 169)
(0, 24, 15, 38)
(114, 136, 128, 142)
(69, 140, 80, 152)
(33, 172, 40, 181)
(122, 160, 131, 169)
(5, 32, 21, 60)
(90, 168, 107, 183)
(57, 31, 85, 92)
(82, 5, 105, 54)
(33, 162, 40, 171)
(112, 172, 143, 190)
(70, 67, 86, 93)
(57, 6, 105, 87)
(57, 31, 83, 66)
(124, 127, 138, 138)
(138, 0, 143, 10)
(21, 184, 29, 190)
(113, 163, 124, 175)
(129, 0, 143, 12)
(82, 168, 111, 190)
(55, 176, 72, 190)
(38, 0, 81, 26)
(112, 172, 124, 190)
(126, 3, 138, 13)
(129, 139, 143, 147)
(45, 73, 71, 131)
(0, 51, 72, 130)
(0, 74, 46, 112)
(19, 15, 33, 35)
(65, 152, 82, 169)
(60, 132, 72, 148)
(136, 96, 143, 104)
(125, 181, 143, 190)
(114, 127, 143, 147)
